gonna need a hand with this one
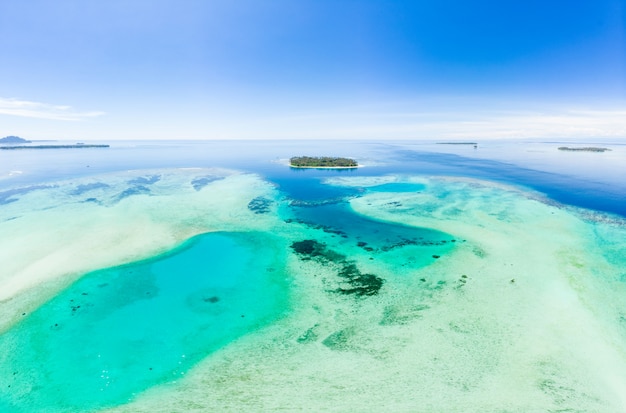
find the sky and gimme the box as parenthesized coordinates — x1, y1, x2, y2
(0, 0, 624, 140)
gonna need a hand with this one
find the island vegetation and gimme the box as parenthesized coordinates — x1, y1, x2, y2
(558, 147, 611, 153)
(290, 156, 358, 168)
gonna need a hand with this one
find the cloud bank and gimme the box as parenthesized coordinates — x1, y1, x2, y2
(0, 98, 105, 121)
(250, 104, 626, 140)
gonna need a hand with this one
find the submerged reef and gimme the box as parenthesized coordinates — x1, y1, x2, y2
(115, 185, 151, 201)
(0, 185, 55, 205)
(191, 175, 224, 191)
(5, 162, 626, 412)
(71, 182, 110, 196)
(290, 239, 384, 296)
(288, 197, 347, 207)
(128, 175, 161, 185)
(105, 175, 162, 203)
(247, 197, 273, 214)
(284, 218, 347, 237)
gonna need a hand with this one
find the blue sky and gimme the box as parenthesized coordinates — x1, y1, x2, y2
(1, 0, 624, 140)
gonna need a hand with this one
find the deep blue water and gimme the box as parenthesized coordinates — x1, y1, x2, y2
(384, 150, 626, 218)
(1, 140, 624, 217)
(275, 154, 623, 218)
(290, 202, 453, 251)
(0, 140, 624, 412)
(269, 169, 362, 202)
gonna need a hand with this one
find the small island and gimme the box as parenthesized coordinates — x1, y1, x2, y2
(1, 144, 109, 150)
(0, 136, 31, 144)
(558, 147, 611, 153)
(290, 156, 358, 168)
(437, 141, 478, 149)
(436, 142, 478, 145)
(0, 135, 110, 149)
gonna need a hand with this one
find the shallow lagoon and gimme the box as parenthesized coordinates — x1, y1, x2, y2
(0, 232, 289, 412)
(1, 140, 626, 412)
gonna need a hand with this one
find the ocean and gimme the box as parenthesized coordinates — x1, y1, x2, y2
(1, 139, 625, 412)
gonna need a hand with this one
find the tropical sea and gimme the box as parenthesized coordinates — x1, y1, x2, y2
(0, 139, 625, 412)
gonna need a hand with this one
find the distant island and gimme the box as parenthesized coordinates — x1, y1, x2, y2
(0, 136, 31, 144)
(0, 144, 110, 150)
(437, 142, 478, 148)
(290, 156, 358, 168)
(436, 142, 478, 145)
(558, 147, 611, 153)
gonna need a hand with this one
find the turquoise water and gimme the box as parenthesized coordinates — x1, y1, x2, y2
(2, 140, 625, 411)
(284, 178, 453, 270)
(291, 202, 453, 252)
(367, 182, 426, 193)
(0, 232, 288, 412)
(0, 167, 454, 412)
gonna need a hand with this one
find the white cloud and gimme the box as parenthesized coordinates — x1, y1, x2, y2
(0, 97, 105, 121)
(439, 109, 626, 139)
(250, 104, 626, 140)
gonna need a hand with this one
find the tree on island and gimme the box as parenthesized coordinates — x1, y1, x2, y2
(290, 156, 358, 168)
(0, 136, 31, 144)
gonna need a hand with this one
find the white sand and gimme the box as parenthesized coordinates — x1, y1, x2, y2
(3, 171, 626, 411)
(0, 169, 279, 332)
(96, 175, 626, 412)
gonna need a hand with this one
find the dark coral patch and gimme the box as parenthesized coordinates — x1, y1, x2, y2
(321, 329, 352, 350)
(287, 218, 346, 236)
(337, 270, 384, 297)
(290, 240, 326, 257)
(247, 196, 273, 214)
(128, 175, 161, 185)
(191, 175, 224, 191)
(71, 182, 110, 195)
(0, 185, 55, 205)
(290, 240, 384, 296)
(116, 185, 150, 201)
